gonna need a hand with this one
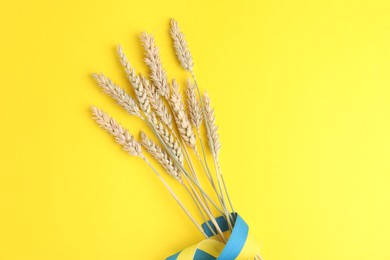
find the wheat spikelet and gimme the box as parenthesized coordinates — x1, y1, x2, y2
(131, 75, 151, 116)
(91, 106, 143, 157)
(92, 73, 141, 117)
(140, 32, 170, 99)
(140, 131, 182, 182)
(150, 113, 184, 166)
(117, 45, 151, 116)
(203, 92, 221, 155)
(142, 76, 173, 128)
(117, 45, 133, 78)
(169, 79, 197, 149)
(186, 78, 203, 130)
(170, 19, 194, 72)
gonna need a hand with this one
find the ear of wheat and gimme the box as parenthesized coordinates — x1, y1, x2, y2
(170, 19, 194, 72)
(140, 32, 170, 99)
(90, 19, 262, 260)
(186, 78, 203, 131)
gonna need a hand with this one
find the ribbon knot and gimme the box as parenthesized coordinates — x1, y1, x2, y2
(166, 214, 260, 260)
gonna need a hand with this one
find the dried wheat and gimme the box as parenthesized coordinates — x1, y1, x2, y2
(140, 32, 170, 99)
(169, 79, 197, 149)
(132, 75, 151, 116)
(203, 92, 221, 155)
(186, 78, 202, 130)
(117, 45, 151, 116)
(142, 76, 173, 128)
(140, 131, 182, 182)
(170, 19, 194, 72)
(92, 74, 141, 117)
(117, 45, 133, 79)
(150, 113, 184, 166)
(89, 20, 245, 248)
(91, 106, 143, 157)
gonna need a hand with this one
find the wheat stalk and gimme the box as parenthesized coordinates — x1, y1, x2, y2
(147, 112, 227, 222)
(203, 92, 221, 155)
(140, 130, 220, 238)
(169, 79, 197, 150)
(146, 113, 228, 242)
(117, 45, 151, 116)
(186, 78, 203, 130)
(117, 45, 133, 80)
(169, 19, 235, 226)
(140, 131, 181, 183)
(170, 18, 194, 72)
(203, 92, 236, 220)
(169, 19, 238, 230)
(142, 76, 173, 128)
(143, 114, 228, 241)
(149, 113, 184, 166)
(91, 106, 143, 157)
(92, 74, 141, 118)
(186, 78, 225, 203)
(140, 32, 170, 99)
(132, 75, 151, 116)
(171, 20, 232, 227)
(167, 79, 219, 222)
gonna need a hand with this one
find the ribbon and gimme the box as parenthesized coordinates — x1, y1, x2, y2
(166, 214, 260, 260)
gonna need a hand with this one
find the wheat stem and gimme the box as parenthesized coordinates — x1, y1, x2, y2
(182, 184, 218, 239)
(145, 114, 225, 239)
(181, 171, 227, 242)
(190, 73, 234, 228)
(195, 130, 225, 209)
(219, 166, 235, 213)
(159, 83, 218, 217)
(144, 119, 224, 216)
(141, 125, 219, 239)
(142, 157, 207, 237)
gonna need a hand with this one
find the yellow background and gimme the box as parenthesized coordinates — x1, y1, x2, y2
(1, 0, 390, 259)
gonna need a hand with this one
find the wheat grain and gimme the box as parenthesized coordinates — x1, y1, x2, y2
(150, 113, 184, 166)
(92, 73, 141, 117)
(170, 19, 194, 72)
(140, 131, 182, 182)
(203, 92, 221, 155)
(169, 79, 197, 149)
(142, 76, 173, 128)
(186, 78, 203, 130)
(131, 75, 151, 116)
(140, 32, 170, 99)
(91, 106, 143, 157)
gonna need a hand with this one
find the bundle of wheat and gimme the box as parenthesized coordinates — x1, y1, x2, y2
(90, 19, 262, 260)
